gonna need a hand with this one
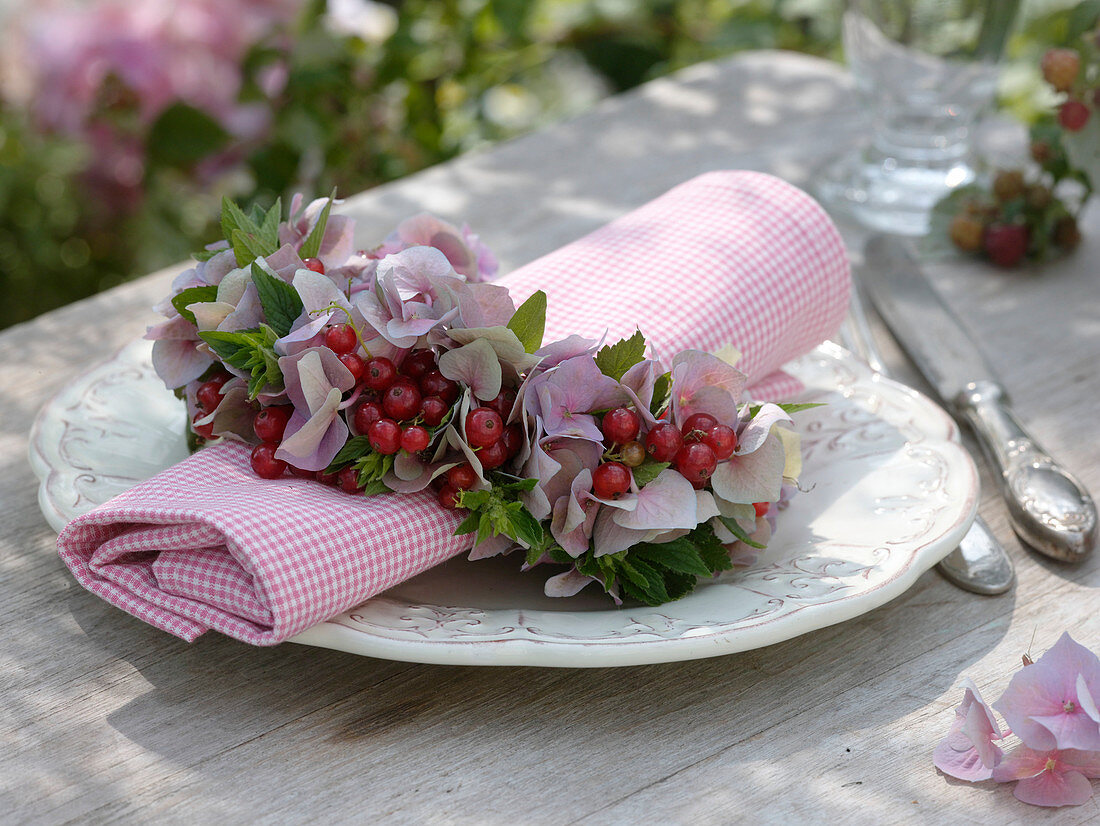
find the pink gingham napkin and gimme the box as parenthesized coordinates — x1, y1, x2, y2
(57, 170, 850, 645)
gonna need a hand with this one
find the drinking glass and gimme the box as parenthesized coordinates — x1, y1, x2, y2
(818, 0, 1020, 235)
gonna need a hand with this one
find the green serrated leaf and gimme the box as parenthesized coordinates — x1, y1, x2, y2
(260, 196, 282, 251)
(299, 188, 336, 260)
(506, 289, 547, 354)
(171, 285, 219, 325)
(198, 329, 253, 362)
(360, 479, 391, 497)
(650, 371, 671, 416)
(192, 249, 219, 262)
(547, 547, 574, 565)
(251, 261, 304, 337)
(475, 514, 493, 546)
(718, 515, 767, 549)
(455, 511, 482, 536)
(621, 556, 669, 605)
(594, 330, 647, 381)
(509, 507, 544, 548)
(525, 544, 545, 567)
(221, 197, 263, 263)
(630, 461, 669, 488)
(324, 436, 373, 474)
(632, 538, 712, 578)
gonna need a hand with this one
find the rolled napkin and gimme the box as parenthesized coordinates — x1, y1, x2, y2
(58, 170, 850, 645)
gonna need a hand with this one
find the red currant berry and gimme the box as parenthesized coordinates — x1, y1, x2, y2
(196, 377, 228, 411)
(465, 407, 504, 447)
(983, 223, 1029, 268)
(675, 442, 718, 489)
(368, 418, 402, 454)
(1059, 99, 1091, 132)
(602, 407, 641, 444)
(337, 352, 366, 381)
(753, 502, 771, 518)
(383, 380, 422, 421)
(419, 370, 459, 404)
(620, 440, 646, 467)
(402, 349, 437, 380)
(645, 422, 683, 462)
(353, 400, 384, 433)
(501, 423, 524, 458)
(192, 414, 215, 440)
(477, 438, 510, 470)
(316, 470, 340, 486)
(324, 324, 357, 355)
(486, 387, 517, 419)
(420, 396, 449, 427)
(253, 405, 293, 443)
(703, 424, 738, 460)
(250, 443, 287, 479)
(592, 462, 632, 500)
(447, 463, 478, 490)
(681, 413, 719, 442)
(400, 425, 430, 453)
(364, 357, 397, 391)
(337, 465, 362, 494)
(1042, 48, 1081, 92)
(303, 257, 325, 274)
(438, 483, 461, 510)
(289, 465, 315, 479)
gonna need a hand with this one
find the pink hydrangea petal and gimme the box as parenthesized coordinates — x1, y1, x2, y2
(710, 433, 785, 504)
(1059, 748, 1100, 778)
(736, 403, 793, 456)
(611, 469, 698, 531)
(1014, 769, 1094, 807)
(151, 337, 212, 389)
(438, 338, 503, 402)
(992, 745, 1048, 783)
(932, 726, 995, 782)
(544, 568, 596, 598)
(1079, 674, 1100, 724)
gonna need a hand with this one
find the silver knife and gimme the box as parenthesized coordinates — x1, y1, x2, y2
(861, 235, 1097, 563)
(840, 274, 1014, 594)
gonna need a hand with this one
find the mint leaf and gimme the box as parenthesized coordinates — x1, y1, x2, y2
(221, 196, 262, 261)
(199, 326, 282, 400)
(455, 511, 481, 536)
(631, 537, 712, 578)
(171, 285, 219, 325)
(360, 479, 391, 497)
(692, 522, 733, 574)
(298, 188, 336, 260)
(594, 330, 646, 381)
(630, 461, 668, 488)
(509, 507, 544, 549)
(718, 515, 767, 549)
(324, 436, 373, 474)
(259, 196, 282, 252)
(650, 370, 671, 417)
(193, 249, 219, 262)
(619, 556, 669, 605)
(506, 290, 547, 354)
(251, 262, 304, 337)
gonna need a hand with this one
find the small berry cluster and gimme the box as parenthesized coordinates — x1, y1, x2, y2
(946, 169, 1080, 267)
(591, 406, 770, 515)
(433, 390, 523, 510)
(1041, 45, 1097, 134)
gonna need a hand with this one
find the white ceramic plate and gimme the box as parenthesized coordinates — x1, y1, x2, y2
(31, 339, 978, 667)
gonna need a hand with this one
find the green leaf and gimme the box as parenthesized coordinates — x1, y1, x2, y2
(324, 436, 373, 474)
(199, 329, 253, 363)
(221, 196, 262, 250)
(650, 371, 671, 416)
(594, 330, 647, 381)
(232, 229, 270, 268)
(259, 197, 282, 251)
(632, 537, 712, 578)
(171, 285, 219, 326)
(192, 249, 219, 262)
(298, 188, 337, 260)
(525, 544, 545, 567)
(692, 523, 733, 574)
(455, 511, 482, 536)
(506, 290, 547, 353)
(198, 326, 282, 400)
(509, 507, 544, 548)
(718, 515, 767, 549)
(630, 461, 668, 488)
(146, 102, 230, 168)
(619, 556, 669, 605)
(360, 479, 391, 497)
(251, 262, 304, 337)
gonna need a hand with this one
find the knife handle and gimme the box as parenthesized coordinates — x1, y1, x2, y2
(956, 380, 1097, 562)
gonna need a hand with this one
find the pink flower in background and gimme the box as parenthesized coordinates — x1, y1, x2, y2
(4, 0, 299, 203)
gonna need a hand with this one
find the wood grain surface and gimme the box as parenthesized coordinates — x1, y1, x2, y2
(5, 51, 1100, 825)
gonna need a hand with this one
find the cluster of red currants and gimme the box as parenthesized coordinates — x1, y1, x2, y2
(434, 389, 523, 510)
(1041, 47, 1095, 133)
(591, 406, 739, 499)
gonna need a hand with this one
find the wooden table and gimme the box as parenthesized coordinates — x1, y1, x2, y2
(5, 51, 1100, 824)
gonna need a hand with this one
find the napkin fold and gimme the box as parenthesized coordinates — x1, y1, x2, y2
(57, 170, 850, 645)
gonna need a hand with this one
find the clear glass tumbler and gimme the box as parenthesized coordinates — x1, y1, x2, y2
(819, 0, 1020, 235)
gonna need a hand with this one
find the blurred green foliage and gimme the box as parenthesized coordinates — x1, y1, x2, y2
(0, 0, 1084, 329)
